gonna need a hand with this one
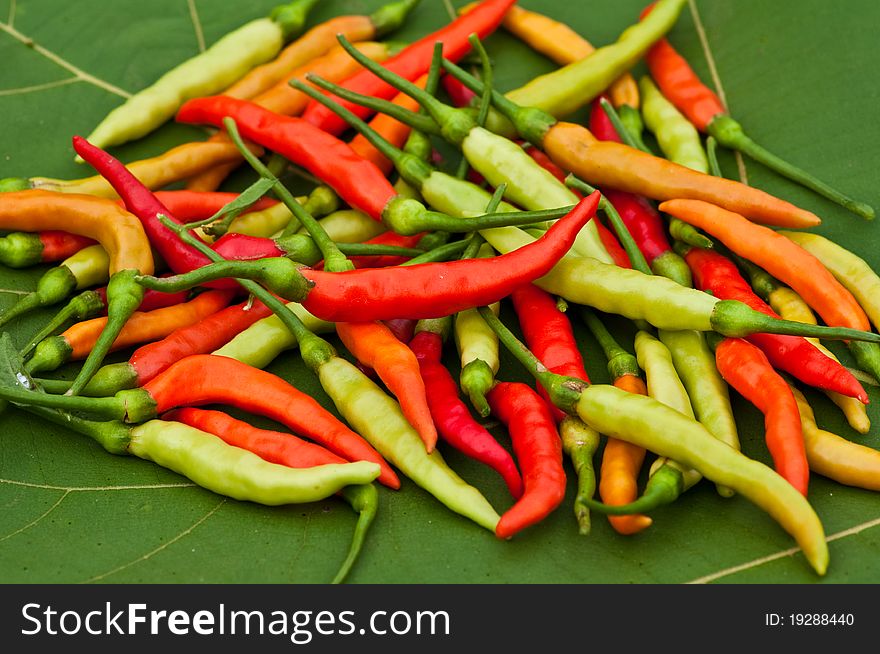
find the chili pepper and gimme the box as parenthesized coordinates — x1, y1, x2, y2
(789, 386, 880, 492)
(276, 186, 341, 238)
(642, 14, 874, 220)
(638, 75, 708, 174)
(471, 2, 640, 110)
(523, 145, 631, 269)
(740, 260, 872, 435)
(661, 198, 880, 384)
(140, 194, 603, 324)
(224, 0, 419, 101)
(300, 0, 516, 135)
(146, 191, 279, 224)
(7, 352, 400, 488)
(25, 289, 236, 375)
(186, 42, 397, 193)
(557, 415, 601, 536)
(2, 141, 262, 199)
(409, 318, 523, 498)
(163, 407, 378, 584)
(477, 225, 880, 344)
(680, 244, 868, 402)
(80, 0, 319, 154)
(714, 337, 809, 496)
(780, 231, 880, 331)
(477, 304, 829, 575)
(0, 231, 96, 269)
(337, 320, 438, 452)
(441, 57, 822, 229)
(487, 382, 566, 539)
(0, 244, 110, 329)
(345, 231, 426, 269)
(0, 191, 154, 395)
(20, 281, 191, 362)
(38, 297, 275, 397)
(300, 210, 386, 244)
(511, 283, 589, 423)
(579, 307, 652, 535)
(455, 302, 500, 419)
(305, 40, 614, 265)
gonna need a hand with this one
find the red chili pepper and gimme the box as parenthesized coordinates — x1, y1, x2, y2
(383, 318, 416, 344)
(487, 381, 566, 539)
(714, 337, 809, 496)
(683, 246, 868, 402)
(94, 282, 191, 316)
(142, 354, 399, 488)
(409, 324, 524, 498)
(347, 231, 424, 269)
(442, 74, 477, 109)
(300, 0, 517, 135)
(72, 136, 235, 289)
(511, 283, 589, 422)
(296, 193, 600, 322)
(37, 231, 97, 263)
(151, 191, 278, 222)
(523, 144, 631, 269)
(164, 407, 348, 468)
(176, 96, 398, 220)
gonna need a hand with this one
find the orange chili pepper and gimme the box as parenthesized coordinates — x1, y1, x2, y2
(659, 199, 870, 332)
(336, 320, 438, 452)
(714, 337, 809, 496)
(26, 289, 236, 374)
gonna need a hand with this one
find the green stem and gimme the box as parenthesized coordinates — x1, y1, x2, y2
(193, 177, 277, 235)
(289, 79, 433, 189)
(21, 290, 106, 359)
(333, 35, 476, 145)
(599, 97, 652, 154)
(708, 114, 874, 220)
(578, 307, 640, 380)
(476, 305, 585, 414)
(580, 464, 683, 515)
(455, 34, 493, 179)
(0, 265, 77, 329)
(383, 198, 572, 235)
(565, 175, 651, 275)
(333, 483, 379, 584)
(223, 117, 354, 273)
(399, 239, 468, 266)
(306, 73, 440, 136)
(439, 57, 556, 147)
(706, 135, 723, 178)
(615, 103, 651, 154)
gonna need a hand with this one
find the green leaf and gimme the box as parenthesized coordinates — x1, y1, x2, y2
(1, 0, 879, 584)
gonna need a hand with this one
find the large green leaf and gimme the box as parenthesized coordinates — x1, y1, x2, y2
(1, 0, 879, 584)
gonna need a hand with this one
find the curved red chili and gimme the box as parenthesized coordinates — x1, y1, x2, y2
(301, 0, 517, 135)
(684, 246, 868, 402)
(487, 381, 566, 539)
(38, 231, 98, 263)
(511, 282, 590, 423)
(298, 193, 600, 322)
(409, 327, 523, 498)
(176, 95, 398, 220)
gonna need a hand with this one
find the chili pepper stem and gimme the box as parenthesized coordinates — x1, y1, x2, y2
(580, 464, 684, 515)
(708, 115, 875, 220)
(20, 290, 106, 359)
(333, 483, 379, 584)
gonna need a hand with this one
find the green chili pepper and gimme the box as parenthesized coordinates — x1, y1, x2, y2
(639, 76, 709, 174)
(476, 306, 829, 575)
(277, 186, 341, 238)
(658, 328, 739, 498)
(486, 0, 688, 136)
(81, 0, 319, 154)
(299, 209, 386, 244)
(456, 296, 501, 418)
(0, 244, 109, 330)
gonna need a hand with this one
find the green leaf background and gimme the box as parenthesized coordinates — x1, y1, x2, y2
(1, 0, 879, 584)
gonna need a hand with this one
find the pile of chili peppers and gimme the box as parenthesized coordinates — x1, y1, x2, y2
(1, 0, 879, 583)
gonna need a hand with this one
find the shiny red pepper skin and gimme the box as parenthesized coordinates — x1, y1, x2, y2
(298, 193, 600, 322)
(301, 0, 517, 135)
(511, 283, 590, 423)
(487, 381, 566, 539)
(684, 247, 868, 402)
(38, 231, 97, 262)
(150, 191, 278, 222)
(176, 96, 397, 221)
(409, 330, 523, 498)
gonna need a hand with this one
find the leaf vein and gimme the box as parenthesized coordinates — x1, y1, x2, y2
(0, 76, 80, 97)
(0, 21, 131, 99)
(82, 498, 226, 583)
(689, 0, 748, 184)
(0, 477, 197, 492)
(0, 489, 68, 542)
